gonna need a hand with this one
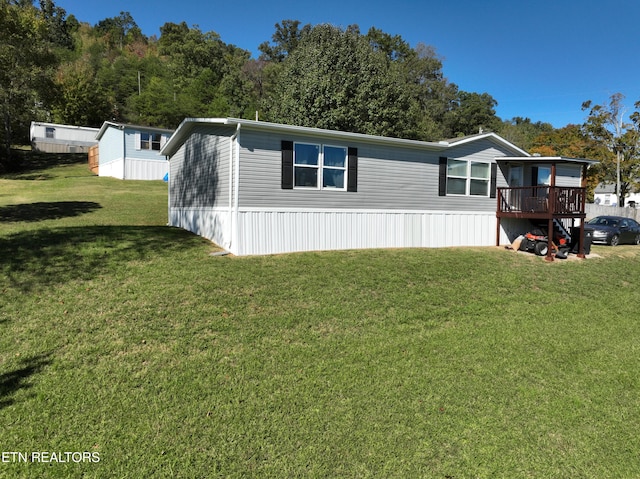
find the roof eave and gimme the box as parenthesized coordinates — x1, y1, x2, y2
(160, 118, 232, 156)
(443, 132, 530, 157)
(161, 118, 531, 159)
(161, 117, 452, 157)
(95, 121, 122, 141)
(97, 121, 174, 142)
(497, 155, 600, 166)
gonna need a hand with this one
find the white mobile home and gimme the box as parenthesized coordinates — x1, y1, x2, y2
(593, 183, 640, 208)
(161, 118, 594, 257)
(30, 121, 99, 153)
(95, 122, 173, 180)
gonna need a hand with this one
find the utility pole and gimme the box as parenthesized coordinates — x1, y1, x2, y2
(616, 148, 621, 206)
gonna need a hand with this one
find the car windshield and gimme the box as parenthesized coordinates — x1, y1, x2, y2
(588, 217, 618, 227)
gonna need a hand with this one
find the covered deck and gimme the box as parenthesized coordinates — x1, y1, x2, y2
(495, 156, 597, 261)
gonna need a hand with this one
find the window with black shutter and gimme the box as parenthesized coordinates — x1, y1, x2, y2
(281, 140, 293, 189)
(347, 147, 358, 192)
(281, 141, 357, 191)
(439, 156, 494, 197)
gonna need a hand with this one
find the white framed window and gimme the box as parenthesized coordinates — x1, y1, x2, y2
(140, 132, 163, 151)
(446, 159, 491, 196)
(536, 166, 551, 186)
(45, 127, 55, 139)
(508, 165, 523, 187)
(294, 142, 347, 190)
(294, 143, 319, 187)
(322, 145, 347, 189)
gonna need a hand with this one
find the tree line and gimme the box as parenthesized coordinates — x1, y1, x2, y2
(1, 0, 638, 203)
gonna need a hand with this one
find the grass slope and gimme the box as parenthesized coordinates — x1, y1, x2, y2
(1, 154, 640, 478)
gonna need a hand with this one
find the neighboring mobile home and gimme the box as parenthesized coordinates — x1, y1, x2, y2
(593, 183, 640, 207)
(95, 122, 173, 180)
(30, 121, 99, 153)
(161, 118, 596, 257)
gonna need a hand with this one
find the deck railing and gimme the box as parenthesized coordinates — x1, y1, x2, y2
(497, 186, 586, 216)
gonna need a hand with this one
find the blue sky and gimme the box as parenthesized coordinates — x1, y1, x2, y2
(54, 0, 640, 128)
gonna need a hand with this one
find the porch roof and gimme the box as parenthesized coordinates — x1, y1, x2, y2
(495, 155, 599, 166)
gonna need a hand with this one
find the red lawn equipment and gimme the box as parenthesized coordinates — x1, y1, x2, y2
(518, 228, 570, 259)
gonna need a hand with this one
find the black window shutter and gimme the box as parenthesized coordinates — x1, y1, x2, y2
(531, 166, 538, 187)
(438, 157, 447, 196)
(281, 140, 293, 189)
(347, 147, 358, 192)
(490, 163, 497, 198)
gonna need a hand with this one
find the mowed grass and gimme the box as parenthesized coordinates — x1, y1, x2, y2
(2, 153, 640, 478)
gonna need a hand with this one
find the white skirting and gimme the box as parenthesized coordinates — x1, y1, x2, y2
(170, 207, 508, 256)
(170, 207, 232, 250)
(99, 158, 168, 180)
(98, 159, 125, 179)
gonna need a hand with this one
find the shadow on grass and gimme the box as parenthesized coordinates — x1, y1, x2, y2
(0, 225, 204, 292)
(0, 353, 53, 409)
(2, 151, 87, 177)
(0, 201, 102, 223)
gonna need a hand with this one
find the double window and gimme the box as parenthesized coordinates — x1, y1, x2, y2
(282, 140, 357, 192)
(445, 158, 491, 196)
(140, 132, 163, 151)
(293, 143, 348, 190)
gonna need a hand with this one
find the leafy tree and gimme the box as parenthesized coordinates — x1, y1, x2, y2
(258, 19, 311, 62)
(241, 59, 270, 105)
(52, 60, 112, 126)
(497, 117, 554, 151)
(0, 0, 58, 169)
(159, 22, 226, 83)
(39, 0, 76, 51)
(95, 54, 141, 121)
(366, 27, 412, 61)
(581, 93, 640, 206)
(381, 40, 458, 140)
(5, 0, 599, 176)
(444, 91, 501, 137)
(218, 48, 257, 118)
(94, 11, 142, 50)
(529, 124, 603, 199)
(156, 22, 255, 124)
(128, 75, 189, 127)
(264, 24, 413, 138)
(529, 124, 597, 157)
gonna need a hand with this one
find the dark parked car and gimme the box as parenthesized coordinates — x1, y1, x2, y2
(585, 216, 640, 246)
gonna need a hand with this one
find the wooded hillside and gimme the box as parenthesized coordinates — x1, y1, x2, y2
(0, 0, 604, 177)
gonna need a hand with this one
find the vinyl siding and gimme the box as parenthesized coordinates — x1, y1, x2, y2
(31, 141, 94, 154)
(237, 129, 510, 211)
(169, 125, 232, 208)
(124, 127, 171, 161)
(99, 126, 171, 179)
(520, 163, 583, 187)
(556, 164, 582, 187)
(30, 122, 98, 144)
(98, 126, 124, 167)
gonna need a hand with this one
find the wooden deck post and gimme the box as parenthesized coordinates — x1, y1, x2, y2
(577, 164, 588, 258)
(496, 189, 501, 247)
(545, 165, 556, 261)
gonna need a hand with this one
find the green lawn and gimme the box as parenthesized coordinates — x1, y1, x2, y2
(2, 153, 640, 478)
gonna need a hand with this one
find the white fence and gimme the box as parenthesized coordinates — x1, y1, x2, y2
(586, 203, 640, 221)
